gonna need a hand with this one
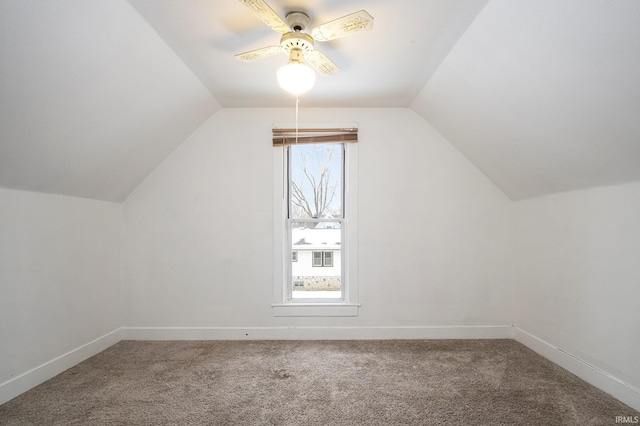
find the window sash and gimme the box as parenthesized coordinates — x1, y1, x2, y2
(312, 251, 323, 267)
(323, 251, 333, 267)
(287, 218, 344, 301)
(287, 143, 345, 220)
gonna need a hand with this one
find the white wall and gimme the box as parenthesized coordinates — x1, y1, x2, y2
(514, 182, 640, 398)
(0, 188, 121, 402)
(122, 108, 513, 333)
(4, 107, 638, 408)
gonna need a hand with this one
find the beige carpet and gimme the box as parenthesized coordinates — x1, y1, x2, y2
(0, 340, 637, 425)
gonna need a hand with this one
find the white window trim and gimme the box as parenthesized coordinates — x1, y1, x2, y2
(272, 125, 359, 317)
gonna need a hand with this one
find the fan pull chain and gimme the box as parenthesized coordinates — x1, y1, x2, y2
(282, 141, 286, 199)
(295, 95, 299, 144)
(283, 96, 301, 200)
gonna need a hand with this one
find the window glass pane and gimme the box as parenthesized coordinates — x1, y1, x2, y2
(323, 251, 333, 267)
(290, 220, 342, 299)
(289, 144, 342, 219)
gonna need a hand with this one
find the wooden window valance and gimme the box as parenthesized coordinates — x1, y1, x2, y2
(272, 127, 358, 147)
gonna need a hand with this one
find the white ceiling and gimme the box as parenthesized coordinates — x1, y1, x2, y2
(1, 0, 639, 202)
(127, 0, 488, 107)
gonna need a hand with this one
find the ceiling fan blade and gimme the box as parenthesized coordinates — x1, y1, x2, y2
(235, 45, 282, 62)
(237, 0, 289, 34)
(311, 10, 374, 42)
(306, 50, 340, 76)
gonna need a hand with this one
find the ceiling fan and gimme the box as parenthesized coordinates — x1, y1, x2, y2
(235, 0, 374, 94)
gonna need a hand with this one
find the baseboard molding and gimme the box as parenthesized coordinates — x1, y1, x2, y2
(5, 326, 637, 413)
(514, 327, 640, 412)
(0, 328, 122, 406)
(121, 325, 513, 341)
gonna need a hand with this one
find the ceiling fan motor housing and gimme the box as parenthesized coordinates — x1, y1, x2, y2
(234, 4, 372, 75)
(280, 32, 314, 56)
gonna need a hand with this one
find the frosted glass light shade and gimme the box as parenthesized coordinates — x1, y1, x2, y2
(277, 62, 316, 95)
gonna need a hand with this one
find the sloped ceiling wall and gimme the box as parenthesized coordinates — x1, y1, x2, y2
(1, 0, 639, 202)
(0, 0, 220, 202)
(411, 0, 640, 200)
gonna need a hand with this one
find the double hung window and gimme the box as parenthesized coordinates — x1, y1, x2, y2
(288, 142, 344, 300)
(272, 127, 359, 316)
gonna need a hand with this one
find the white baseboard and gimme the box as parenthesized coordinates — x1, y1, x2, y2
(514, 327, 640, 412)
(0, 328, 122, 406)
(5, 326, 637, 413)
(121, 325, 513, 341)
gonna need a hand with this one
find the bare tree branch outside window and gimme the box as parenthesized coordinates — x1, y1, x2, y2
(290, 144, 341, 220)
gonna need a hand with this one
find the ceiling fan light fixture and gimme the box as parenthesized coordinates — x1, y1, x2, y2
(277, 62, 315, 95)
(277, 48, 316, 95)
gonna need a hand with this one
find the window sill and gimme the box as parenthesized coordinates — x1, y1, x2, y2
(272, 303, 360, 317)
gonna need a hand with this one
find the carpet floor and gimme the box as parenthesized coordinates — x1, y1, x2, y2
(0, 339, 637, 425)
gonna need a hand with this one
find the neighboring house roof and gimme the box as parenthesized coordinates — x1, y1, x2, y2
(292, 227, 341, 251)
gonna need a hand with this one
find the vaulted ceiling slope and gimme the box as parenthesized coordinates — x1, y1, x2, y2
(0, 0, 220, 202)
(412, 0, 640, 200)
(1, 1, 639, 203)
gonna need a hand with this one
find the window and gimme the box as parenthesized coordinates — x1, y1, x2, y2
(288, 143, 343, 300)
(272, 126, 359, 317)
(312, 251, 323, 267)
(312, 251, 333, 267)
(323, 251, 333, 267)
